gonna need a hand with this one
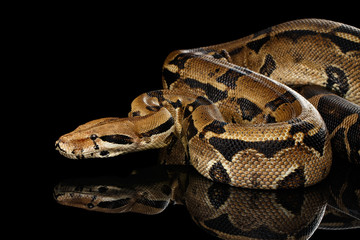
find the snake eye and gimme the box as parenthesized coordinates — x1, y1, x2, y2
(87, 203, 95, 209)
(90, 134, 98, 140)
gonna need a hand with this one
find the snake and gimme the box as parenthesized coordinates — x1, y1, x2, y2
(55, 19, 360, 189)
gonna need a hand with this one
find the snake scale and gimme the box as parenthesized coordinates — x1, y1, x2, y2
(55, 19, 360, 189)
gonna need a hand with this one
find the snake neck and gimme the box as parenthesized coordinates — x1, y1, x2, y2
(129, 90, 226, 155)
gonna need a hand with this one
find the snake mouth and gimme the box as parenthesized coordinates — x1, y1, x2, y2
(55, 141, 71, 157)
(55, 140, 82, 159)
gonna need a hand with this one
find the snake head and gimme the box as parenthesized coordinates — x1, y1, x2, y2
(55, 117, 141, 159)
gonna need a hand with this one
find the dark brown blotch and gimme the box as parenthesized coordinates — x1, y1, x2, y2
(209, 162, 231, 184)
(277, 167, 305, 189)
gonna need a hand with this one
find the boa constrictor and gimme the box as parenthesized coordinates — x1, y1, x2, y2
(55, 19, 360, 189)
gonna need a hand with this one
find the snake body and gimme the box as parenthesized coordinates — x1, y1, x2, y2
(55, 19, 360, 189)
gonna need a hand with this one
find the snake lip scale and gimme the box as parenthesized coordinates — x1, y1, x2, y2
(55, 19, 360, 190)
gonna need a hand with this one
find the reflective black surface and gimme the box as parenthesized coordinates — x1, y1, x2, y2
(40, 5, 359, 239)
(50, 159, 360, 240)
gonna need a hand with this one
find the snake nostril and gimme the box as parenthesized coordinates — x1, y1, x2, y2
(55, 139, 62, 149)
(55, 140, 67, 153)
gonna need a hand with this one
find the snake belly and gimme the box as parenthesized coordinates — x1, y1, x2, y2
(55, 19, 360, 189)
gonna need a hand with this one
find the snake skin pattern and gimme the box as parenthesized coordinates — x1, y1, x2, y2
(55, 19, 359, 189)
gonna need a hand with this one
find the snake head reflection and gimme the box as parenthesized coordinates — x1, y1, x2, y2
(55, 117, 141, 159)
(53, 175, 171, 214)
(53, 181, 136, 213)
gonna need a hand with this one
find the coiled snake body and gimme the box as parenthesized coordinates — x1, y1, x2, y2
(55, 19, 360, 189)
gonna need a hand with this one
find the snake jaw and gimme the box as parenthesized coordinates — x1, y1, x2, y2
(55, 139, 75, 159)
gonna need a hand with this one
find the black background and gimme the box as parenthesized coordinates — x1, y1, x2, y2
(28, 2, 359, 239)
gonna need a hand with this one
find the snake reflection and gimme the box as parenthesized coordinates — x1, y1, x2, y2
(54, 161, 360, 240)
